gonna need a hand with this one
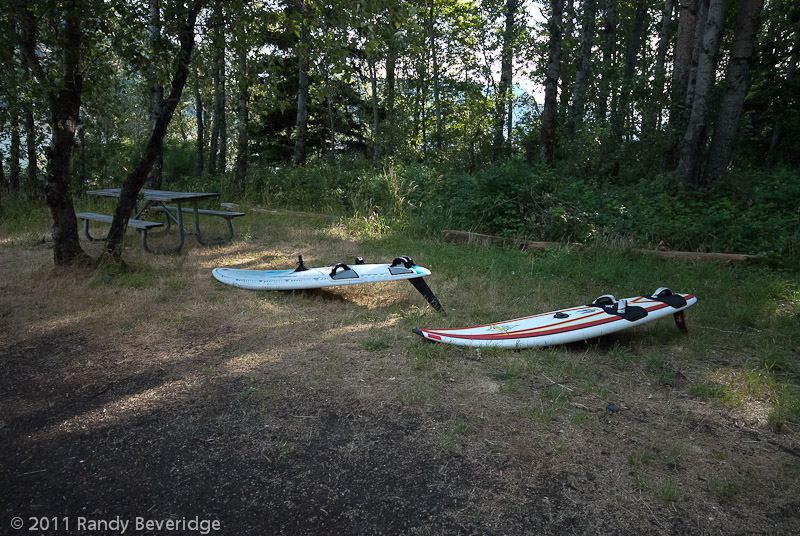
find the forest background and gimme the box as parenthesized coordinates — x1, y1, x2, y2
(0, 0, 798, 265)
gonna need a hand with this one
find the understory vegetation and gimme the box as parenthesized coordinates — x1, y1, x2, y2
(35, 147, 797, 263)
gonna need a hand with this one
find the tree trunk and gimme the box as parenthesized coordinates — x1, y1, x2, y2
(610, 0, 646, 140)
(146, 0, 164, 188)
(704, 0, 764, 182)
(665, 0, 702, 169)
(596, 0, 617, 121)
(25, 103, 37, 193)
(104, 1, 202, 259)
(430, 0, 442, 149)
(9, 99, 21, 191)
(558, 0, 576, 119)
(234, 25, 248, 195)
(384, 7, 397, 153)
(493, 0, 518, 160)
(668, 0, 699, 113)
(209, 4, 226, 173)
(77, 126, 86, 196)
(642, 0, 675, 138)
(540, 0, 563, 163)
(194, 69, 204, 176)
(685, 0, 710, 112)
(568, 0, 598, 133)
(292, 0, 310, 165)
(767, 33, 799, 163)
(17, 0, 88, 265)
(676, 0, 728, 184)
(369, 58, 380, 162)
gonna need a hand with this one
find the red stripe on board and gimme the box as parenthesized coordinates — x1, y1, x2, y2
(421, 301, 683, 341)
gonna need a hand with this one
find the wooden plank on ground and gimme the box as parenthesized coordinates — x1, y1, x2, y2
(441, 230, 760, 263)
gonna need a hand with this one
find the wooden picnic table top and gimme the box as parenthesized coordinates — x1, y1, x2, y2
(87, 188, 220, 202)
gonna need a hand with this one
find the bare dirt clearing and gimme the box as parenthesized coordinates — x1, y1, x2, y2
(1, 212, 799, 535)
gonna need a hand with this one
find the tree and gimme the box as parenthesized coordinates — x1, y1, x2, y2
(16, 0, 90, 265)
(104, 0, 204, 259)
(596, 0, 617, 121)
(705, 0, 764, 182)
(610, 0, 647, 140)
(233, 7, 249, 195)
(568, 0, 597, 133)
(492, 0, 518, 160)
(676, 0, 728, 184)
(293, 0, 311, 165)
(642, 0, 675, 138)
(540, 0, 564, 163)
(431, 0, 443, 150)
(8, 92, 20, 191)
(767, 28, 799, 164)
(147, 0, 164, 187)
(664, 0, 700, 168)
(194, 67, 205, 175)
(208, 2, 227, 174)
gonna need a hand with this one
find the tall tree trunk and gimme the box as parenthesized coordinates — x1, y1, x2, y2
(25, 103, 37, 193)
(324, 62, 335, 153)
(540, 0, 563, 163)
(642, 0, 675, 138)
(194, 69, 204, 176)
(234, 24, 249, 195)
(369, 58, 380, 162)
(104, 1, 202, 259)
(675, 0, 728, 184)
(596, 0, 617, 121)
(767, 33, 799, 163)
(704, 0, 764, 182)
(209, 4, 226, 173)
(610, 0, 647, 140)
(685, 0, 710, 112)
(558, 0, 576, 119)
(147, 0, 164, 188)
(9, 99, 21, 191)
(430, 0, 442, 149)
(665, 0, 702, 169)
(292, 0, 310, 165)
(384, 7, 397, 153)
(492, 0, 518, 160)
(568, 0, 598, 133)
(17, 0, 89, 265)
(77, 126, 86, 196)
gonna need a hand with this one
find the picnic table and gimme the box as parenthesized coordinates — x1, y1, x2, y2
(78, 188, 245, 254)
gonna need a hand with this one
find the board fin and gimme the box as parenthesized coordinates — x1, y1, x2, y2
(408, 277, 443, 312)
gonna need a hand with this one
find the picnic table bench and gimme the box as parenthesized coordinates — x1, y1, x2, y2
(76, 212, 165, 252)
(79, 188, 246, 254)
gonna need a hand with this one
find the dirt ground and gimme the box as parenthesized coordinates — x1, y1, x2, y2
(1, 214, 799, 535)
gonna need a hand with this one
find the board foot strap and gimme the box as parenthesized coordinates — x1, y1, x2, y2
(408, 278, 443, 312)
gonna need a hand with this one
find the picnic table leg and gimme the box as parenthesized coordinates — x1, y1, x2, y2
(193, 199, 235, 246)
(143, 202, 185, 254)
(82, 219, 108, 242)
(192, 199, 233, 246)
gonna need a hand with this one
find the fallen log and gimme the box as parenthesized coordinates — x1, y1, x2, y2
(442, 230, 760, 263)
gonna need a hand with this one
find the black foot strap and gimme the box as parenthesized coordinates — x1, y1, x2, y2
(408, 278, 443, 312)
(594, 302, 648, 322)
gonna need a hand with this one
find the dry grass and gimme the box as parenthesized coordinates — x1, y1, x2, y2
(1, 209, 799, 534)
